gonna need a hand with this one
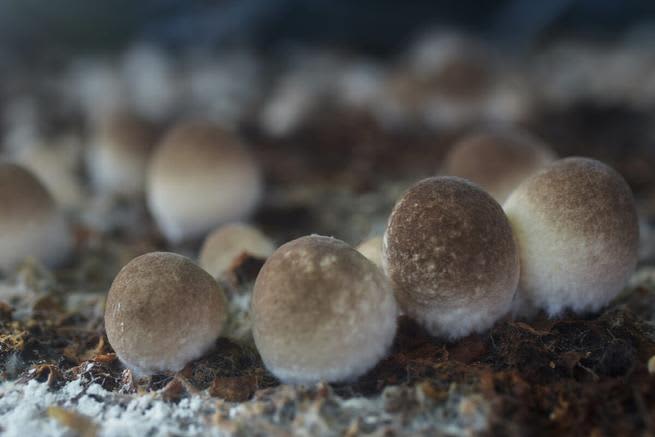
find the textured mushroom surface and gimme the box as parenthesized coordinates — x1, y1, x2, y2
(104, 252, 227, 375)
(146, 121, 262, 243)
(383, 176, 519, 339)
(199, 223, 274, 278)
(88, 112, 157, 197)
(252, 235, 397, 384)
(504, 157, 639, 316)
(441, 128, 555, 202)
(0, 162, 72, 271)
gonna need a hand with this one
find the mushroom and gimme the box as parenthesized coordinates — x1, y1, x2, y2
(251, 235, 397, 384)
(12, 139, 86, 210)
(146, 121, 262, 243)
(356, 236, 384, 270)
(0, 162, 72, 271)
(503, 157, 639, 316)
(198, 222, 275, 278)
(383, 177, 519, 339)
(441, 127, 556, 203)
(104, 252, 227, 375)
(87, 112, 158, 198)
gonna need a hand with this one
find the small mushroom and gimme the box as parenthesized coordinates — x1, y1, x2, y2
(356, 235, 384, 270)
(87, 112, 158, 197)
(441, 127, 556, 202)
(383, 177, 519, 339)
(504, 157, 639, 316)
(104, 252, 227, 375)
(252, 235, 397, 384)
(146, 121, 262, 243)
(198, 222, 275, 278)
(0, 162, 72, 271)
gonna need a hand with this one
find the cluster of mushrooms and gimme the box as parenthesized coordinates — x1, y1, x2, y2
(0, 121, 639, 385)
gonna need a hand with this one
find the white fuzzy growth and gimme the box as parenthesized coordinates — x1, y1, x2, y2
(416, 291, 514, 340)
(262, 292, 398, 385)
(504, 191, 637, 317)
(147, 165, 262, 244)
(115, 333, 217, 377)
(0, 211, 72, 272)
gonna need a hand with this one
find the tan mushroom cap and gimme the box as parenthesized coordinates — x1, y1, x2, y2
(199, 223, 275, 278)
(503, 157, 639, 316)
(147, 120, 262, 243)
(104, 252, 227, 375)
(442, 128, 555, 203)
(383, 176, 519, 339)
(252, 235, 397, 384)
(88, 112, 158, 196)
(356, 235, 384, 270)
(0, 162, 72, 271)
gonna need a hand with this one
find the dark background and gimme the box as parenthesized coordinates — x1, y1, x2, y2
(1, 0, 654, 59)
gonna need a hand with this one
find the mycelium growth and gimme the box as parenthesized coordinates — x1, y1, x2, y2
(146, 121, 262, 243)
(87, 112, 158, 197)
(198, 222, 275, 278)
(383, 176, 519, 339)
(251, 235, 397, 384)
(503, 157, 639, 317)
(441, 127, 556, 203)
(104, 252, 227, 375)
(0, 162, 72, 271)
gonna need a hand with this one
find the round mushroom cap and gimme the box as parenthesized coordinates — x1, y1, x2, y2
(503, 157, 639, 316)
(441, 128, 555, 203)
(0, 162, 72, 271)
(104, 252, 227, 375)
(88, 112, 158, 197)
(383, 177, 519, 339)
(198, 222, 275, 278)
(146, 121, 262, 243)
(356, 236, 384, 270)
(252, 235, 397, 384)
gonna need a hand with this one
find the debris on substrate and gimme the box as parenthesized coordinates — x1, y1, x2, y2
(0, 107, 655, 436)
(1, 243, 655, 436)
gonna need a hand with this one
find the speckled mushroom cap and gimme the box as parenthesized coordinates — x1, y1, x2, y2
(503, 157, 639, 317)
(198, 222, 275, 278)
(0, 162, 72, 271)
(383, 176, 519, 339)
(356, 236, 384, 270)
(252, 235, 397, 384)
(88, 112, 157, 197)
(104, 252, 227, 375)
(146, 121, 262, 243)
(441, 128, 555, 203)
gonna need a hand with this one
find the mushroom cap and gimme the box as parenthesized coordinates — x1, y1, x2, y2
(0, 162, 72, 271)
(503, 157, 639, 316)
(198, 222, 275, 278)
(252, 235, 397, 384)
(383, 176, 519, 339)
(14, 139, 85, 210)
(88, 112, 157, 197)
(104, 252, 227, 375)
(146, 121, 262, 243)
(442, 128, 555, 203)
(356, 236, 384, 270)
